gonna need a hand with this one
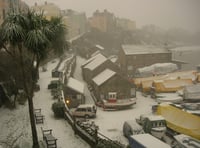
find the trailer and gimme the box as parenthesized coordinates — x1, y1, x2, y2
(128, 133, 170, 148)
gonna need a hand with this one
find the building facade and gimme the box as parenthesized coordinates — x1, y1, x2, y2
(63, 77, 85, 108)
(116, 18, 136, 31)
(0, 0, 28, 25)
(92, 69, 136, 102)
(31, 2, 61, 20)
(88, 9, 116, 33)
(61, 9, 88, 40)
(118, 45, 172, 78)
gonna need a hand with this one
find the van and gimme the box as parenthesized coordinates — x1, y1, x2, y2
(72, 104, 97, 118)
(123, 120, 144, 138)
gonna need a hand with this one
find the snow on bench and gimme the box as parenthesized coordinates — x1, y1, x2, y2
(41, 127, 57, 148)
(34, 109, 44, 124)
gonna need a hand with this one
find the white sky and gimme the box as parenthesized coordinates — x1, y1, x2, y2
(23, 0, 200, 32)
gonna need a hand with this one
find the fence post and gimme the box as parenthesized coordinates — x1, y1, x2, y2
(95, 126, 98, 146)
(73, 117, 77, 135)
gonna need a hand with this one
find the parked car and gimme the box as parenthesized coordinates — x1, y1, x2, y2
(123, 120, 144, 138)
(72, 104, 97, 118)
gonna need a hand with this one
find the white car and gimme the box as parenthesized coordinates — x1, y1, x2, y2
(72, 104, 97, 118)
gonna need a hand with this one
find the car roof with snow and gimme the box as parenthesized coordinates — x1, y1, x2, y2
(77, 104, 96, 108)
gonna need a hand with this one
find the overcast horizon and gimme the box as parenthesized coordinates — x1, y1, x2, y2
(23, 0, 200, 33)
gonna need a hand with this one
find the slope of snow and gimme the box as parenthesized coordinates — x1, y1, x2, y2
(92, 69, 116, 86)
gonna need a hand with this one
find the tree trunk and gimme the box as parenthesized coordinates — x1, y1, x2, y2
(18, 44, 39, 148)
(28, 95, 39, 148)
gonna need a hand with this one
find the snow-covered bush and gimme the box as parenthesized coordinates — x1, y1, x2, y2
(52, 101, 65, 118)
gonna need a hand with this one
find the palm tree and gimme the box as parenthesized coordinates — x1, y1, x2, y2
(0, 9, 68, 148)
(49, 16, 68, 56)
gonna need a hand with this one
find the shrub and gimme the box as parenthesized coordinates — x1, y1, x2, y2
(96, 139, 124, 148)
(52, 101, 65, 118)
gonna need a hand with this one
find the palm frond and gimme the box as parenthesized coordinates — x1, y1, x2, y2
(25, 29, 50, 54)
(1, 22, 25, 45)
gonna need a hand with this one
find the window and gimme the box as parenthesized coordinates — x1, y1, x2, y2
(108, 92, 117, 99)
(87, 107, 91, 112)
(76, 108, 82, 111)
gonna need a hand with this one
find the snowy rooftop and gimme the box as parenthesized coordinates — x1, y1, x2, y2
(92, 69, 116, 86)
(122, 45, 170, 55)
(81, 53, 101, 67)
(169, 46, 200, 52)
(108, 55, 118, 63)
(58, 55, 73, 72)
(91, 50, 101, 57)
(95, 44, 104, 50)
(67, 77, 84, 94)
(84, 54, 107, 71)
(125, 120, 143, 130)
(147, 115, 165, 121)
(130, 134, 171, 148)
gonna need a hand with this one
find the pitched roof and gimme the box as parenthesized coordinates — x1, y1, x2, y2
(67, 77, 84, 94)
(122, 45, 170, 55)
(84, 54, 107, 71)
(81, 53, 103, 67)
(95, 44, 104, 50)
(92, 69, 116, 86)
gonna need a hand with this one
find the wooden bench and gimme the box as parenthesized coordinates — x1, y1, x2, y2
(34, 109, 44, 124)
(41, 127, 57, 148)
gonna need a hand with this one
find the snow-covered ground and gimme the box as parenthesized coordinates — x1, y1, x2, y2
(73, 56, 156, 145)
(0, 58, 90, 148)
(0, 55, 156, 148)
(3, 45, 199, 147)
(0, 104, 31, 148)
(33, 59, 90, 148)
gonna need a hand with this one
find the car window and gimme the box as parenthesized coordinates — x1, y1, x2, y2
(87, 107, 92, 112)
(76, 108, 84, 111)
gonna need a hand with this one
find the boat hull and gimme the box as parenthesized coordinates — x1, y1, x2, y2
(103, 98, 136, 110)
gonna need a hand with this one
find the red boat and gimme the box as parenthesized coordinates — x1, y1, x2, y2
(102, 98, 137, 110)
